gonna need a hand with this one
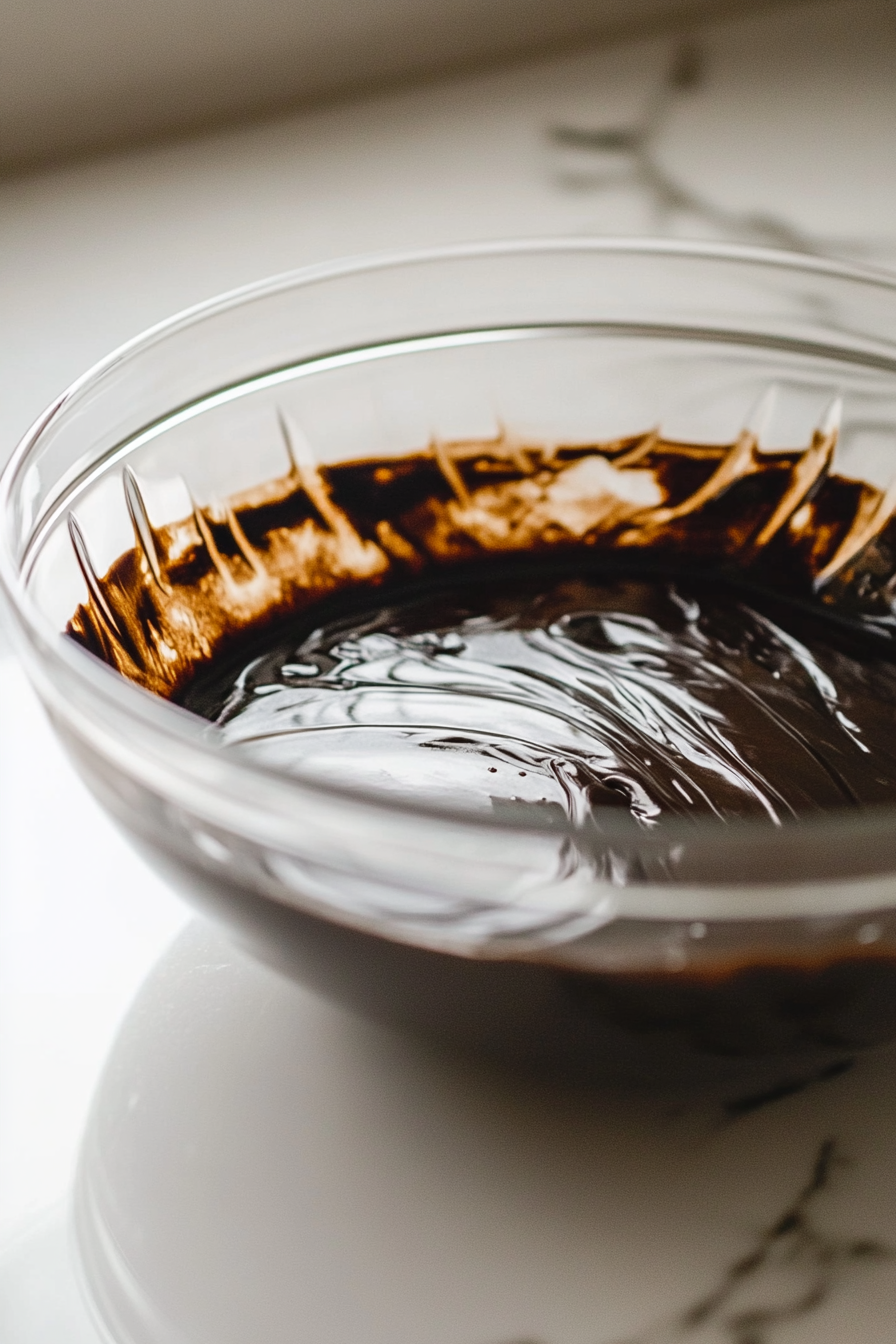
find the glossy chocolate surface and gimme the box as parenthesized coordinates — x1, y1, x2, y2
(70, 415, 896, 825)
(185, 569, 896, 824)
(64, 416, 896, 1083)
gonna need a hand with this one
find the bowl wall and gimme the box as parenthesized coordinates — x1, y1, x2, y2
(6, 240, 896, 1086)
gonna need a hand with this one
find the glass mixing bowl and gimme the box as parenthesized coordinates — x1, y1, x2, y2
(5, 239, 896, 1092)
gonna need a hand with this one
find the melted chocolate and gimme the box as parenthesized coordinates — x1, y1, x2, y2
(183, 570, 896, 824)
(67, 418, 896, 709)
(67, 418, 896, 827)
(62, 419, 896, 1082)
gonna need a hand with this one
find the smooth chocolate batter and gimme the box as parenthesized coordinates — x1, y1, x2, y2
(63, 414, 896, 1079)
(69, 415, 896, 827)
(183, 570, 896, 824)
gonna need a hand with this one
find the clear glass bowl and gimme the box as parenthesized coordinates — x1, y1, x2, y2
(5, 238, 896, 1090)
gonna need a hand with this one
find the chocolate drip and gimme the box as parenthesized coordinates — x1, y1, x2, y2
(67, 411, 896, 703)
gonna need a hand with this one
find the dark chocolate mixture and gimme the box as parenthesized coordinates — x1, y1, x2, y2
(185, 571, 896, 825)
(68, 418, 896, 826)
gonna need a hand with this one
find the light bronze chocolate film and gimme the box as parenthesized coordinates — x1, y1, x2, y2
(66, 396, 896, 702)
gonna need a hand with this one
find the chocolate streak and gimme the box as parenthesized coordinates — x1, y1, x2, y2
(67, 410, 896, 704)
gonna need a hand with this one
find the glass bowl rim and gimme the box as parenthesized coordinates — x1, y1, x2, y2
(5, 235, 896, 859)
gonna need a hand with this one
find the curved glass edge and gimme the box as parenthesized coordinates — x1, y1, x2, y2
(4, 240, 896, 918)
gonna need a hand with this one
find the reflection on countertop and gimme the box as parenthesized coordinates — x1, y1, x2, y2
(73, 922, 896, 1344)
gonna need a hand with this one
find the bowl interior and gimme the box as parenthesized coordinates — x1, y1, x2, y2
(25, 324, 896, 634)
(9, 243, 896, 940)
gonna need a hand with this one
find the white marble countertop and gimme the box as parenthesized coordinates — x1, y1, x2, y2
(2, 3, 896, 1340)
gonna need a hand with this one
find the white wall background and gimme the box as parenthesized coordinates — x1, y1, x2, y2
(1, 0, 797, 170)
